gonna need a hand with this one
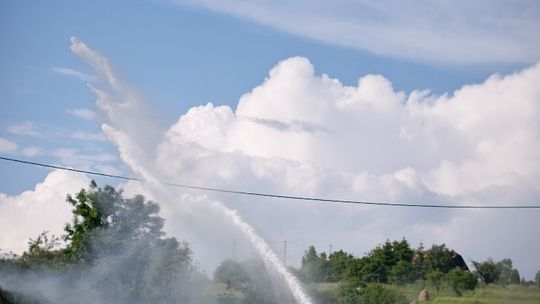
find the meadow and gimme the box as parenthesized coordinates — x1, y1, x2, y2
(307, 282, 540, 304)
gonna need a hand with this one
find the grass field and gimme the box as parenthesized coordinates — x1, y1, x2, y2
(307, 282, 540, 304)
(424, 284, 540, 304)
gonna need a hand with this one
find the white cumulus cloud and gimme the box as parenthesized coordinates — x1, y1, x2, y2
(66, 38, 540, 279)
(0, 170, 89, 254)
(152, 59, 540, 280)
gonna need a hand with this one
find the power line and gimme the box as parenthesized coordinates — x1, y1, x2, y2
(0, 156, 140, 181)
(1, 155, 539, 209)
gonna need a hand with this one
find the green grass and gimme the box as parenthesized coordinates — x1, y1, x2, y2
(431, 284, 540, 304)
(396, 283, 540, 304)
(307, 282, 540, 304)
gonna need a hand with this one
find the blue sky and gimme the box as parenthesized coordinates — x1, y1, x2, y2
(1, 0, 533, 194)
(1, 0, 540, 279)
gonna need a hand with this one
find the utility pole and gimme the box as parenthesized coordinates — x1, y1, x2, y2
(329, 244, 333, 256)
(283, 241, 288, 267)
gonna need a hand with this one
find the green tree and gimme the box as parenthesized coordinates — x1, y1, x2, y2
(360, 283, 407, 304)
(0, 182, 201, 304)
(214, 258, 295, 304)
(338, 276, 363, 304)
(535, 270, 540, 287)
(391, 239, 414, 262)
(360, 239, 415, 284)
(427, 270, 444, 293)
(300, 246, 328, 282)
(446, 268, 477, 296)
(389, 260, 415, 285)
(327, 250, 355, 282)
(337, 280, 407, 304)
(496, 259, 521, 285)
(423, 244, 453, 274)
(63, 182, 166, 261)
(510, 269, 520, 284)
(215, 259, 249, 289)
(16, 231, 71, 271)
(472, 259, 501, 284)
(327, 239, 421, 285)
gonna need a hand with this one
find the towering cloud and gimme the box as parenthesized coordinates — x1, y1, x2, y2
(103, 53, 540, 278)
(70, 34, 540, 278)
(162, 57, 540, 202)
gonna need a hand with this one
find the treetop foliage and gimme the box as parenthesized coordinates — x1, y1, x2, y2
(472, 258, 521, 285)
(297, 239, 469, 286)
(0, 182, 206, 304)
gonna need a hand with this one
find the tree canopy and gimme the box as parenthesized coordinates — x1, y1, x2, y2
(297, 239, 469, 286)
(0, 182, 207, 304)
(472, 258, 521, 285)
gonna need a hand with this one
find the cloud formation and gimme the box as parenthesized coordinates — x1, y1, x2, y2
(5, 39, 538, 282)
(69, 130, 106, 142)
(52, 148, 119, 174)
(0, 138, 17, 154)
(52, 67, 97, 82)
(151, 58, 540, 279)
(21, 146, 42, 157)
(166, 57, 540, 202)
(69, 35, 540, 278)
(0, 170, 89, 253)
(8, 121, 42, 137)
(173, 0, 540, 63)
(67, 108, 98, 121)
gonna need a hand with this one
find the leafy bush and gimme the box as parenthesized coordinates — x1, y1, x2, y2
(446, 268, 477, 296)
(427, 270, 444, 293)
(361, 283, 407, 304)
(338, 278, 407, 304)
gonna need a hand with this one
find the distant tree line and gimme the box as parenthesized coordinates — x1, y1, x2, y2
(295, 240, 471, 285)
(292, 239, 527, 302)
(472, 258, 521, 285)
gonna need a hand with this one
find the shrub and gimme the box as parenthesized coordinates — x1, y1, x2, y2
(361, 283, 407, 304)
(427, 270, 444, 293)
(446, 268, 477, 296)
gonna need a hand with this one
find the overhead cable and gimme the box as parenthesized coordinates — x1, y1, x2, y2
(1, 155, 539, 209)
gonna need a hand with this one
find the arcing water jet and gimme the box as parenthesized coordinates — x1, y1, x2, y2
(70, 37, 313, 304)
